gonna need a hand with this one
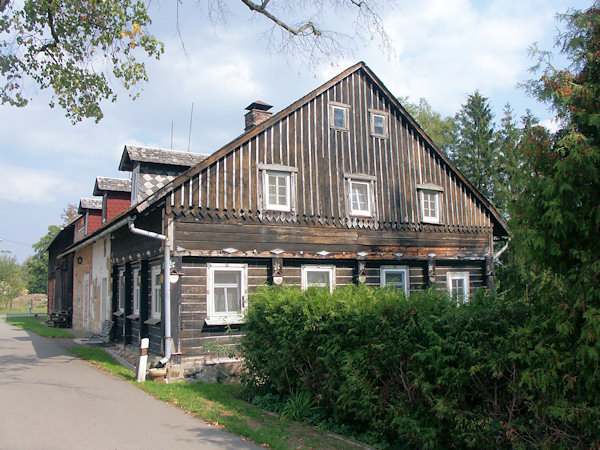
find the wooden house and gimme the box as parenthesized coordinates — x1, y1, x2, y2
(60, 62, 509, 373)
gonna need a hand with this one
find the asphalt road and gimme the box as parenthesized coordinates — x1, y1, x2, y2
(0, 318, 258, 450)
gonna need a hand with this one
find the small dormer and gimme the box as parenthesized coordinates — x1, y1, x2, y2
(74, 198, 103, 241)
(119, 145, 210, 204)
(93, 177, 132, 223)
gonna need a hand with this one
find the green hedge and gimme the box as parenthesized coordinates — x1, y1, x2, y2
(241, 285, 532, 447)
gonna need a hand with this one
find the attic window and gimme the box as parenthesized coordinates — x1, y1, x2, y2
(329, 102, 350, 130)
(259, 164, 297, 213)
(131, 166, 139, 205)
(417, 184, 444, 224)
(345, 173, 376, 217)
(370, 111, 389, 138)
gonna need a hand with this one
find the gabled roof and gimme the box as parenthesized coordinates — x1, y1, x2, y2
(136, 61, 509, 238)
(78, 198, 102, 212)
(119, 145, 210, 172)
(93, 177, 131, 195)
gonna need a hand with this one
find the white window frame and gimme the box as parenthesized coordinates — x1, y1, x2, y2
(206, 263, 248, 325)
(329, 102, 350, 131)
(151, 266, 162, 320)
(370, 111, 389, 138)
(263, 170, 291, 212)
(117, 269, 125, 312)
(447, 272, 470, 304)
(301, 265, 335, 293)
(131, 166, 139, 205)
(349, 179, 372, 216)
(418, 185, 443, 224)
(132, 268, 140, 315)
(380, 266, 409, 296)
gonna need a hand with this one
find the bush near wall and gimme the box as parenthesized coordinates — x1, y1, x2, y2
(242, 285, 533, 447)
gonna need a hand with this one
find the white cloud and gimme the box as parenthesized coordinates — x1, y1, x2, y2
(0, 162, 78, 204)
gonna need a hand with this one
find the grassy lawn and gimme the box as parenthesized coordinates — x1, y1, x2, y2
(71, 347, 360, 449)
(1, 308, 47, 315)
(5, 316, 74, 338)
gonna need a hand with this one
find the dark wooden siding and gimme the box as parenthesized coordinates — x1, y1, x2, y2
(173, 221, 490, 260)
(167, 69, 493, 235)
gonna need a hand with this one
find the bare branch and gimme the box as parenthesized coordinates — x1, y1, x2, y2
(240, 0, 322, 36)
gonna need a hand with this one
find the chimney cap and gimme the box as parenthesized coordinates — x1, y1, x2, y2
(245, 101, 273, 112)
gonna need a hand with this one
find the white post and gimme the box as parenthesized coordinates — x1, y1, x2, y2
(137, 338, 149, 382)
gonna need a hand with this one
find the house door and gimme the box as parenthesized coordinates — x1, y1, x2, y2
(83, 274, 90, 330)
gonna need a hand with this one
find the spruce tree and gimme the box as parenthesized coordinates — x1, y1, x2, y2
(451, 91, 498, 201)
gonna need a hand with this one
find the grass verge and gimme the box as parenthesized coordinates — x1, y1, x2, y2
(5, 316, 74, 338)
(1, 308, 47, 315)
(70, 347, 360, 449)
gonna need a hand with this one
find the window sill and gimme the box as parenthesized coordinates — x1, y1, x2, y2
(422, 219, 442, 225)
(144, 318, 161, 325)
(204, 317, 245, 326)
(113, 311, 124, 317)
(126, 314, 139, 320)
(370, 133, 388, 139)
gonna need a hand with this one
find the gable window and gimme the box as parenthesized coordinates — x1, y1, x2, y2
(301, 265, 335, 293)
(206, 263, 247, 325)
(265, 171, 291, 211)
(132, 268, 140, 316)
(259, 164, 297, 213)
(329, 103, 350, 130)
(380, 266, 409, 295)
(447, 272, 469, 304)
(349, 180, 372, 216)
(131, 166, 139, 205)
(151, 266, 162, 320)
(370, 111, 389, 138)
(418, 184, 444, 224)
(345, 173, 376, 217)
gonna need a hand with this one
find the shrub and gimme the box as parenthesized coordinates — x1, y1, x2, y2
(242, 284, 531, 447)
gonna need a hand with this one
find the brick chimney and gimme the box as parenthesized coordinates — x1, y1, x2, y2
(245, 101, 273, 131)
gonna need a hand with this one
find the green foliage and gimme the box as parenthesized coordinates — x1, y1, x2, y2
(0, 254, 25, 308)
(24, 224, 59, 295)
(242, 285, 533, 447)
(400, 96, 456, 155)
(280, 390, 316, 422)
(451, 91, 498, 201)
(0, 0, 164, 122)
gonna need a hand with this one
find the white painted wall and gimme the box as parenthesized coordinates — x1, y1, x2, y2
(91, 237, 112, 332)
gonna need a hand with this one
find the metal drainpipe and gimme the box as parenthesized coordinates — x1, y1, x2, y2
(127, 217, 172, 363)
(493, 237, 511, 262)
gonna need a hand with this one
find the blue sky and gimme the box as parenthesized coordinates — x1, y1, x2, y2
(0, 0, 591, 262)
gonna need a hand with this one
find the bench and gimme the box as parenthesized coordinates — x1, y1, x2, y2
(85, 320, 114, 344)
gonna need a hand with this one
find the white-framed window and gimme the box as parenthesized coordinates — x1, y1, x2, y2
(151, 266, 162, 319)
(301, 265, 335, 293)
(447, 272, 470, 304)
(131, 166, 139, 205)
(380, 266, 409, 296)
(118, 269, 125, 312)
(206, 263, 247, 325)
(329, 103, 350, 130)
(132, 268, 140, 315)
(418, 185, 443, 224)
(349, 180, 372, 216)
(370, 111, 389, 137)
(264, 170, 291, 211)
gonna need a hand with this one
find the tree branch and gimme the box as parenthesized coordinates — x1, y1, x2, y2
(240, 0, 322, 36)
